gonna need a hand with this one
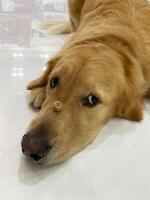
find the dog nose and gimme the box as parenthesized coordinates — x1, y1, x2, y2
(21, 133, 52, 161)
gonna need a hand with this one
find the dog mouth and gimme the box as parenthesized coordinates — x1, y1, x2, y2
(28, 151, 68, 166)
(22, 146, 59, 166)
(23, 152, 49, 165)
(22, 148, 46, 163)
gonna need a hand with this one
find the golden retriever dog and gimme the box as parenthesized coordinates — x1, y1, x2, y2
(21, 0, 150, 166)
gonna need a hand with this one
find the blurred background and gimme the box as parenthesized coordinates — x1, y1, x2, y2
(0, 0, 67, 47)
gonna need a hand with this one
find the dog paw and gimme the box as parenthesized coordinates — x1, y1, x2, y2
(27, 87, 46, 108)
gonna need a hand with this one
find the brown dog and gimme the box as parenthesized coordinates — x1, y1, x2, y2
(21, 0, 150, 165)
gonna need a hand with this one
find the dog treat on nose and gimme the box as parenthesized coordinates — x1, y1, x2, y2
(53, 101, 62, 112)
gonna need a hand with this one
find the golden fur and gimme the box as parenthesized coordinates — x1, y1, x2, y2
(26, 0, 150, 165)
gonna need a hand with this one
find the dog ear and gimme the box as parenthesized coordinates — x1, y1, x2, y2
(27, 55, 60, 90)
(117, 90, 143, 121)
(116, 65, 144, 121)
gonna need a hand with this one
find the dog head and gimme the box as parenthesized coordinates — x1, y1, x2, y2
(22, 43, 144, 165)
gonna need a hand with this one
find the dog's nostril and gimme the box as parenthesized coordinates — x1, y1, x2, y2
(46, 145, 52, 153)
(30, 154, 42, 161)
(22, 148, 25, 154)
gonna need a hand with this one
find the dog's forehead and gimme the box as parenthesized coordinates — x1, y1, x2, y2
(52, 60, 109, 89)
(51, 51, 118, 93)
(52, 61, 83, 80)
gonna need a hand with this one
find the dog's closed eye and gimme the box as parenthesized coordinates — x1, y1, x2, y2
(82, 94, 101, 108)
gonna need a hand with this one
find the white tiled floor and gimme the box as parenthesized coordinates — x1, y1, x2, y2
(0, 47, 150, 200)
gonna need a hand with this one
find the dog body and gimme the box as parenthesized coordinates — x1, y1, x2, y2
(22, 0, 150, 165)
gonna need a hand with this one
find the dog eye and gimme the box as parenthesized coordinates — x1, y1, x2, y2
(82, 94, 100, 107)
(50, 77, 59, 88)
